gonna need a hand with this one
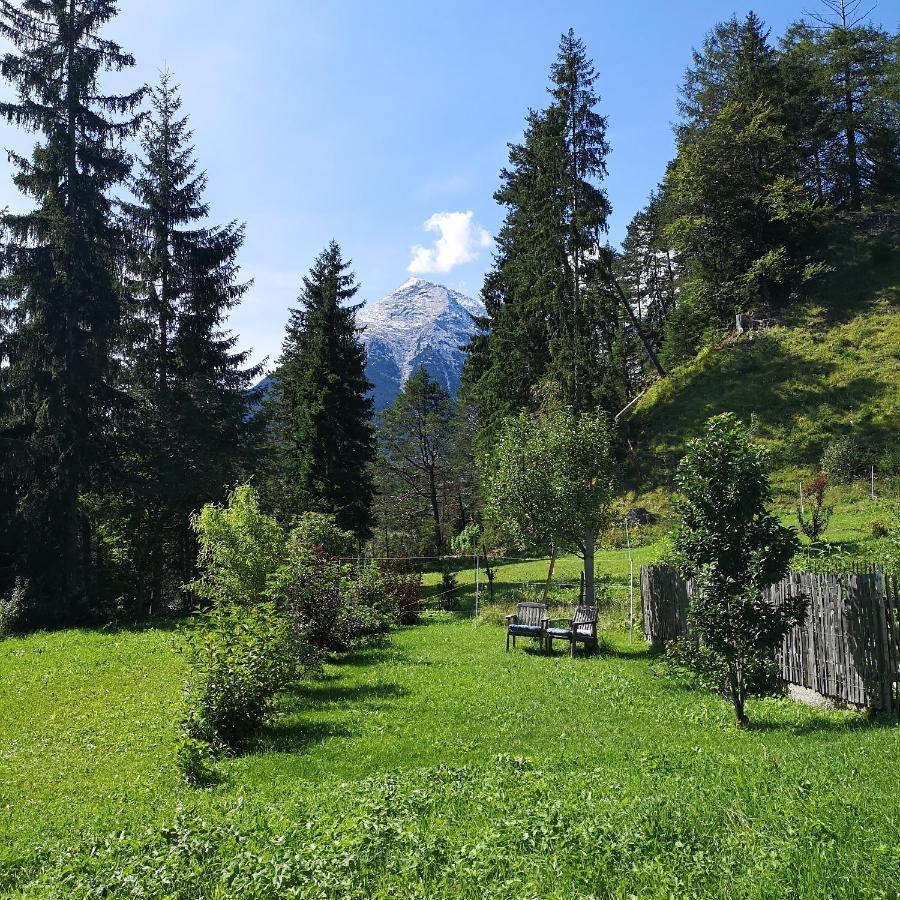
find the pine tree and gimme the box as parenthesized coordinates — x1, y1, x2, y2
(665, 13, 820, 323)
(117, 73, 258, 612)
(0, 0, 143, 623)
(465, 29, 617, 443)
(806, 0, 899, 208)
(264, 242, 375, 540)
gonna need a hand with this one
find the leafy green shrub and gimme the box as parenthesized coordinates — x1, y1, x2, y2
(870, 520, 890, 539)
(182, 601, 306, 753)
(878, 444, 900, 476)
(665, 635, 783, 699)
(175, 736, 219, 787)
(187, 485, 284, 607)
(0, 578, 27, 637)
(271, 549, 397, 652)
(671, 414, 804, 727)
(821, 435, 866, 484)
(289, 512, 355, 558)
(348, 561, 400, 635)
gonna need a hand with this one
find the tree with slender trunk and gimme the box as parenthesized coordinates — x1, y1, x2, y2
(378, 367, 457, 554)
(482, 387, 616, 607)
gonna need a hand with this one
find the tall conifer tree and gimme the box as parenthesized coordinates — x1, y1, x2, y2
(117, 73, 257, 611)
(465, 29, 617, 443)
(0, 0, 143, 622)
(265, 242, 375, 540)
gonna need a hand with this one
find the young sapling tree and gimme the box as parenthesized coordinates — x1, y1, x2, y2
(671, 414, 805, 727)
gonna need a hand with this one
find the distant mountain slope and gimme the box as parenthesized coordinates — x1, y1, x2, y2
(358, 279, 485, 410)
(253, 279, 484, 413)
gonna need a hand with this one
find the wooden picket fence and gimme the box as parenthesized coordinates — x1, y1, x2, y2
(641, 565, 900, 714)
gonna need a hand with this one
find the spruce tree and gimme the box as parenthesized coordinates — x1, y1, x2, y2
(806, 0, 899, 208)
(665, 13, 820, 323)
(465, 29, 618, 444)
(265, 242, 375, 540)
(117, 73, 258, 612)
(0, 0, 143, 623)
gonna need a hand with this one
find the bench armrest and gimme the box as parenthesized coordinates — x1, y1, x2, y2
(504, 614, 518, 623)
(543, 617, 572, 627)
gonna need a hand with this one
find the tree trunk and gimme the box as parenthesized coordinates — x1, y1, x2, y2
(606, 271, 666, 378)
(843, 64, 861, 210)
(583, 533, 595, 606)
(728, 662, 749, 728)
(427, 463, 441, 552)
(542, 546, 557, 602)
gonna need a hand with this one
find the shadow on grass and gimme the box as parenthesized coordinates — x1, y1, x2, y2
(746, 709, 899, 734)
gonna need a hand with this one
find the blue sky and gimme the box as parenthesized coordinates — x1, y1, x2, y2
(0, 1, 892, 367)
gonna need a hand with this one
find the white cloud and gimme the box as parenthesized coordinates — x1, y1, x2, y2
(408, 210, 492, 275)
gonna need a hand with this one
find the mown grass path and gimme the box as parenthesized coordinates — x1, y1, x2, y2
(1, 616, 898, 897)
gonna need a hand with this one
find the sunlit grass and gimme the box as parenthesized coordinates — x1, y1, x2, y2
(1, 612, 897, 897)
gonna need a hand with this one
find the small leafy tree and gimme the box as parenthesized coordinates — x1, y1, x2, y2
(797, 473, 833, 543)
(483, 391, 616, 605)
(187, 485, 284, 607)
(672, 414, 805, 727)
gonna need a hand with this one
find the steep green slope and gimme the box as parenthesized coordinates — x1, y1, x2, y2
(631, 220, 900, 492)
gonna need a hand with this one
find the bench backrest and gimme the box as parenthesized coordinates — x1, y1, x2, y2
(516, 602, 547, 627)
(572, 605, 597, 633)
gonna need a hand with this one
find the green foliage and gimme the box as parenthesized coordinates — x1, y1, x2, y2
(270, 548, 397, 653)
(450, 523, 481, 556)
(672, 413, 804, 726)
(0, 578, 27, 638)
(377, 367, 459, 553)
(290, 512, 355, 558)
(188, 485, 285, 607)
(182, 601, 305, 753)
(665, 634, 784, 699)
(0, 0, 144, 624)
(665, 14, 820, 321)
(797, 472, 833, 543)
(263, 242, 376, 539)
(821, 434, 867, 483)
(439, 569, 458, 610)
(483, 392, 616, 604)
(174, 736, 219, 787)
(465, 28, 620, 442)
(114, 73, 258, 615)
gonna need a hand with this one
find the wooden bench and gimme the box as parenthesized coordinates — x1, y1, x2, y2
(505, 602, 548, 652)
(544, 605, 599, 657)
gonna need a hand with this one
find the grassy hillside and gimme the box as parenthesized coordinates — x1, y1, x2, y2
(630, 220, 900, 494)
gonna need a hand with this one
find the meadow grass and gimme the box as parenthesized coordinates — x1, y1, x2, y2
(1, 603, 898, 897)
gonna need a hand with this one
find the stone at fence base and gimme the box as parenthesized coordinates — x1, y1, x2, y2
(787, 684, 845, 710)
(787, 683, 866, 712)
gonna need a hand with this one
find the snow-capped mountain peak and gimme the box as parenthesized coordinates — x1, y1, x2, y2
(358, 280, 485, 409)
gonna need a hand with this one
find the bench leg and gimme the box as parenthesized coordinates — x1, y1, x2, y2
(570, 638, 575, 658)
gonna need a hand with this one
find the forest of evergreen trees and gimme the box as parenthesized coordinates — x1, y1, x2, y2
(0, 1, 896, 628)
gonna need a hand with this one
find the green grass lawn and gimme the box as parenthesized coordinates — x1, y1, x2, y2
(1, 611, 898, 898)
